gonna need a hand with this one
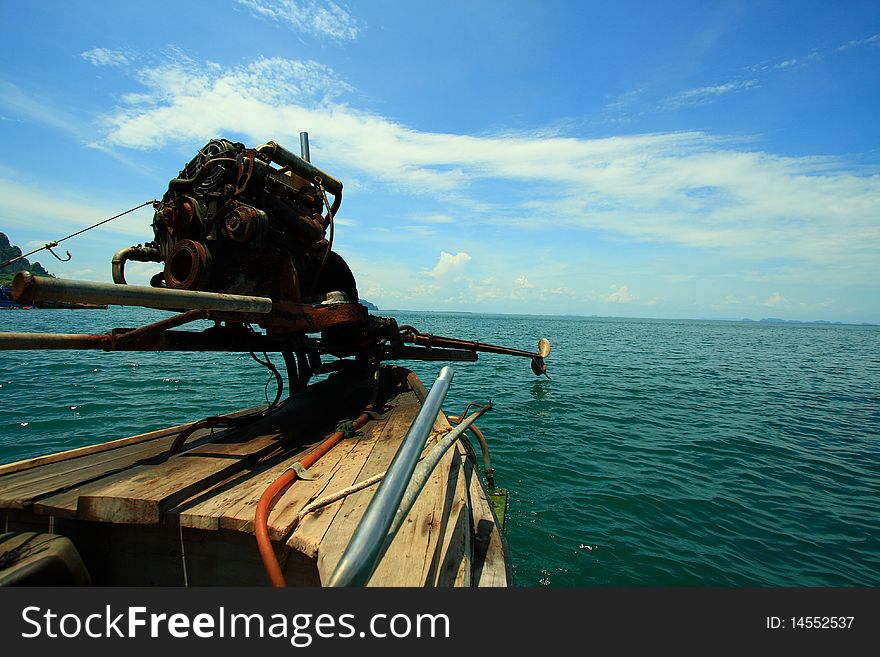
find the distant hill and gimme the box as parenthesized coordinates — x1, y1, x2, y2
(359, 298, 378, 310)
(0, 232, 54, 284)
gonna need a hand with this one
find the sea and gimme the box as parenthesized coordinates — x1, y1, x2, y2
(1, 307, 878, 587)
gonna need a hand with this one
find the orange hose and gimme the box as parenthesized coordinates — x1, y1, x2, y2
(255, 406, 375, 587)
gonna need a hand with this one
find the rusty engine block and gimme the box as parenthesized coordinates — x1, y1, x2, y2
(112, 138, 357, 305)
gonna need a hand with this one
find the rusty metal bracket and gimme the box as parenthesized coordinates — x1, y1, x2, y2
(108, 309, 209, 350)
(288, 461, 319, 481)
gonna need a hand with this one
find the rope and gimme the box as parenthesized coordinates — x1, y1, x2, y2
(334, 419, 356, 438)
(289, 429, 447, 533)
(0, 199, 158, 269)
(293, 471, 387, 529)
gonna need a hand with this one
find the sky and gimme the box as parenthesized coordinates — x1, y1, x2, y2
(1, 1, 878, 322)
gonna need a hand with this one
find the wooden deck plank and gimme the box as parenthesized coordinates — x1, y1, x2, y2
(285, 418, 389, 558)
(170, 425, 373, 536)
(311, 394, 424, 582)
(169, 371, 384, 534)
(31, 466, 164, 519)
(251, 368, 406, 542)
(75, 429, 286, 525)
(0, 423, 186, 477)
(2, 365, 511, 587)
(309, 392, 473, 587)
(468, 458, 509, 587)
(68, 369, 381, 527)
(369, 444, 458, 586)
(0, 406, 267, 478)
(0, 425, 223, 510)
(169, 447, 311, 532)
(423, 444, 472, 587)
(263, 418, 388, 541)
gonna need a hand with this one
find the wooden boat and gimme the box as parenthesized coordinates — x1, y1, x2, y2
(33, 300, 109, 309)
(0, 135, 548, 587)
(0, 285, 32, 309)
(0, 366, 510, 586)
(0, 364, 509, 586)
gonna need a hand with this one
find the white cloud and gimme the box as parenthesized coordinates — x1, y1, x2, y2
(712, 294, 741, 309)
(0, 80, 159, 175)
(87, 54, 880, 287)
(665, 80, 757, 107)
(0, 177, 153, 237)
(412, 213, 455, 224)
(102, 56, 350, 150)
(602, 284, 637, 303)
(762, 292, 786, 308)
(0, 79, 85, 136)
(116, 260, 163, 286)
(81, 47, 131, 67)
(514, 276, 534, 289)
(838, 33, 880, 51)
(235, 0, 360, 41)
(429, 251, 471, 278)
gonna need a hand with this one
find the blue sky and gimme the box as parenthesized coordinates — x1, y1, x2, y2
(1, 1, 878, 322)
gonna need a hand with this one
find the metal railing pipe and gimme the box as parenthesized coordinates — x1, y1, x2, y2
(12, 272, 273, 314)
(327, 366, 454, 587)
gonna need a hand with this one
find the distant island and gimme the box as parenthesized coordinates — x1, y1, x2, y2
(741, 317, 872, 326)
(0, 231, 54, 284)
(1, 233, 109, 309)
(359, 299, 378, 310)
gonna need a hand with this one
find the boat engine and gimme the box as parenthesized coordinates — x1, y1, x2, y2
(112, 138, 358, 304)
(3, 133, 551, 378)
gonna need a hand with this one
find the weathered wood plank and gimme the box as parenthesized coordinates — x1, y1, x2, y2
(369, 444, 458, 586)
(0, 406, 267, 478)
(0, 423, 185, 477)
(264, 417, 389, 541)
(285, 419, 388, 558)
(169, 448, 310, 532)
(312, 393, 424, 582)
(467, 455, 509, 587)
(0, 425, 222, 510)
(69, 368, 382, 526)
(170, 425, 373, 536)
(5, 364, 511, 587)
(169, 371, 385, 533)
(75, 428, 286, 525)
(424, 445, 472, 587)
(30, 466, 170, 519)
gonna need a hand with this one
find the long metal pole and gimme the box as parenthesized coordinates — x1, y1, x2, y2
(327, 366, 454, 587)
(407, 332, 545, 359)
(0, 333, 106, 350)
(0, 330, 291, 352)
(12, 272, 273, 314)
(258, 141, 342, 196)
(299, 132, 311, 162)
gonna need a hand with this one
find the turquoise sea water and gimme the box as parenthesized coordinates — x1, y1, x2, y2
(1, 307, 878, 587)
